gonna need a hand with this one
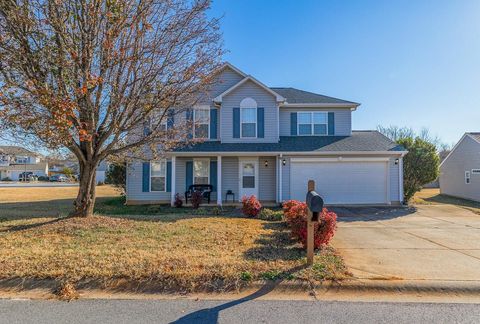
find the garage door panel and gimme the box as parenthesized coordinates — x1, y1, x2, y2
(290, 161, 387, 204)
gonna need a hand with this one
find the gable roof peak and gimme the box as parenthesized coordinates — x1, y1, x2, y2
(219, 62, 247, 78)
(213, 75, 286, 103)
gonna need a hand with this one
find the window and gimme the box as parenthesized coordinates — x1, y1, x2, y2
(242, 163, 255, 188)
(193, 107, 210, 139)
(241, 108, 257, 138)
(298, 112, 328, 135)
(472, 169, 480, 175)
(159, 120, 167, 132)
(151, 161, 166, 192)
(193, 160, 209, 184)
(15, 156, 28, 164)
(465, 171, 471, 184)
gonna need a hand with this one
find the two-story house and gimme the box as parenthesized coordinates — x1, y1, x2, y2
(0, 146, 48, 180)
(125, 63, 406, 206)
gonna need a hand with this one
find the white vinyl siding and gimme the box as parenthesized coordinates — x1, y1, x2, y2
(125, 162, 170, 202)
(440, 135, 480, 202)
(279, 108, 352, 136)
(220, 79, 278, 143)
(259, 156, 276, 201)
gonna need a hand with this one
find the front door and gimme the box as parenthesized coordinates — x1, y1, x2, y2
(239, 158, 259, 200)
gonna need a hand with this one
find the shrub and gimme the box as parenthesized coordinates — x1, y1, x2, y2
(283, 200, 337, 249)
(1, 177, 12, 182)
(174, 193, 183, 208)
(192, 207, 209, 215)
(241, 195, 262, 217)
(105, 163, 126, 195)
(190, 191, 203, 209)
(258, 208, 283, 221)
(37, 176, 49, 181)
(97, 181, 105, 186)
(240, 271, 253, 281)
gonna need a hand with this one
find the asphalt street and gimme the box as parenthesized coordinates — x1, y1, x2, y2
(0, 299, 479, 324)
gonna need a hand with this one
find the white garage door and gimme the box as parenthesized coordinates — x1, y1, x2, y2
(290, 160, 388, 204)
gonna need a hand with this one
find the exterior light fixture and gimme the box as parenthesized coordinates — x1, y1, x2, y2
(395, 158, 399, 165)
(264, 160, 268, 167)
(282, 159, 286, 166)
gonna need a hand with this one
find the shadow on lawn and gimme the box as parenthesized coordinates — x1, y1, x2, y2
(170, 264, 307, 324)
(0, 196, 241, 222)
(422, 193, 480, 210)
(0, 197, 114, 220)
(0, 218, 61, 233)
(243, 222, 304, 261)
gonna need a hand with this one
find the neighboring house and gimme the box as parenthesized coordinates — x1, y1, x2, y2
(126, 63, 407, 206)
(48, 159, 80, 176)
(48, 158, 107, 184)
(440, 133, 480, 202)
(0, 146, 48, 180)
(95, 161, 109, 184)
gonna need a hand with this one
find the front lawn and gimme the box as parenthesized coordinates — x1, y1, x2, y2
(413, 188, 480, 215)
(0, 186, 349, 293)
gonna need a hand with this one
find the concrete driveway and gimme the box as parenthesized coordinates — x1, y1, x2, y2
(332, 204, 480, 283)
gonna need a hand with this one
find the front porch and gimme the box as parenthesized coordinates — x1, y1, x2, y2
(170, 155, 281, 206)
(182, 200, 279, 208)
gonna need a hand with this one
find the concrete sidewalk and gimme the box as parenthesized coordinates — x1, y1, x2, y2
(332, 204, 480, 287)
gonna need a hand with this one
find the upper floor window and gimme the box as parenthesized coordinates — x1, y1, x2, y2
(193, 159, 209, 184)
(151, 161, 166, 192)
(298, 112, 328, 135)
(143, 117, 167, 137)
(194, 106, 210, 139)
(240, 97, 257, 138)
(15, 156, 28, 164)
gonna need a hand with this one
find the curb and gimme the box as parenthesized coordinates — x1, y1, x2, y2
(247, 279, 480, 295)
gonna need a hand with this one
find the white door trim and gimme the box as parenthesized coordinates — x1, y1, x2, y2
(238, 157, 259, 200)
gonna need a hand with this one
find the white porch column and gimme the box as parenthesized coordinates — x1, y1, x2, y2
(170, 156, 176, 206)
(278, 155, 283, 203)
(217, 156, 222, 206)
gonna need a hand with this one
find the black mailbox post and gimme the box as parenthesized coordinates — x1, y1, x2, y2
(305, 180, 324, 266)
(306, 191, 324, 222)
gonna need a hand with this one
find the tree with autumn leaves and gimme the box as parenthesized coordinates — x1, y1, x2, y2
(0, 0, 223, 217)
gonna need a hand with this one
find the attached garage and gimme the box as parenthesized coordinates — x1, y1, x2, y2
(290, 158, 389, 204)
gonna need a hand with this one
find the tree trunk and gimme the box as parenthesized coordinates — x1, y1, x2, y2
(70, 161, 98, 218)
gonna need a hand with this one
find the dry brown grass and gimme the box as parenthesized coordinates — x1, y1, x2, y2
(0, 186, 118, 203)
(0, 186, 119, 219)
(413, 188, 480, 215)
(0, 186, 349, 293)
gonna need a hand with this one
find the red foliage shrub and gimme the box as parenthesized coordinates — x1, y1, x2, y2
(190, 191, 203, 209)
(283, 200, 337, 249)
(241, 195, 262, 217)
(174, 193, 183, 208)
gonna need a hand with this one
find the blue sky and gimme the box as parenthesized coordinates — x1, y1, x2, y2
(209, 0, 480, 145)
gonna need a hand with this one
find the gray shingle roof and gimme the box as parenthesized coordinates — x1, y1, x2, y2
(468, 133, 480, 142)
(0, 146, 41, 157)
(174, 131, 404, 153)
(270, 87, 359, 105)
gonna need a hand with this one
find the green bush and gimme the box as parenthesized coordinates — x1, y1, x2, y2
(397, 137, 439, 201)
(258, 208, 283, 221)
(240, 271, 253, 281)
